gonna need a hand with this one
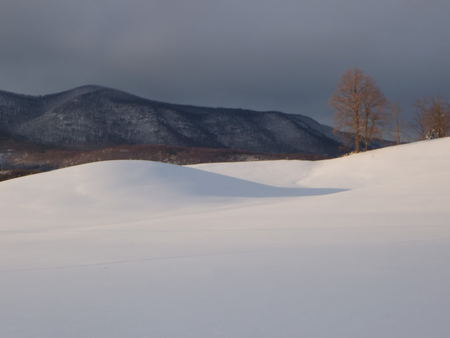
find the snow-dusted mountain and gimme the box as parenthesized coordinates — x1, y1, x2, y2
(1, 138, 449, 338)
(0, 85, 345, 156)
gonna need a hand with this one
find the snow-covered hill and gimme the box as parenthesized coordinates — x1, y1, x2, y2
(1, 138, 450, 338)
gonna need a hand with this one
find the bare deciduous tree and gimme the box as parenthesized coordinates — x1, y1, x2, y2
(330, 68, 387, 152)
(390, 102, 402, 144)
(414, 97, 450, 139)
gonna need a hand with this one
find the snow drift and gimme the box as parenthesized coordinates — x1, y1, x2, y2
(0, 160, 341, 230)
(1, 138, 450, 338)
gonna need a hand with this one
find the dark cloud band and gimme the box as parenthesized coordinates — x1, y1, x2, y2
(1, 0, 449, 124)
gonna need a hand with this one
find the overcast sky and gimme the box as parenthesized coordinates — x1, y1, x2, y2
(1, 0, 449, 124)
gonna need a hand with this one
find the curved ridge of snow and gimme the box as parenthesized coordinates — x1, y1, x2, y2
(192, 138, 450, 190)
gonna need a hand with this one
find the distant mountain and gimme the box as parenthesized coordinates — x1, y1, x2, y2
(0, 85, 347, 156)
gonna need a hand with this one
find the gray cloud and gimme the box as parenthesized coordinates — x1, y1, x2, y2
(1, 0, 449, 125)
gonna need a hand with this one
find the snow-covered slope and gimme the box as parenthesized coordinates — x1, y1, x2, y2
(193, 138, 450, 190)
(1, 138, 450, 338)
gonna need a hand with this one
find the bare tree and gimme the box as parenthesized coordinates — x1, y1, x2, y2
(330, 68, 387, 152)
(390, 102, 402, 144)
(414, 97, 450, 139)
(361, 76, 388, 151)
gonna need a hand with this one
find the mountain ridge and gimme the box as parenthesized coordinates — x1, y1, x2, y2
(0, 85, 347, 156)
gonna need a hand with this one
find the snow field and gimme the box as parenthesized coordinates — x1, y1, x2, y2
(1, 138, 450, 338)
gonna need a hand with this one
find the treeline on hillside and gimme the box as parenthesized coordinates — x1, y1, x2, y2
(330, 68, 450, 152)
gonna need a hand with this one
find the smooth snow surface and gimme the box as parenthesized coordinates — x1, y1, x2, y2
(1, 138, 450, 338)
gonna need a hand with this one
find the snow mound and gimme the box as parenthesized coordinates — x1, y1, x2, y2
(0, 160, 341, 229)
